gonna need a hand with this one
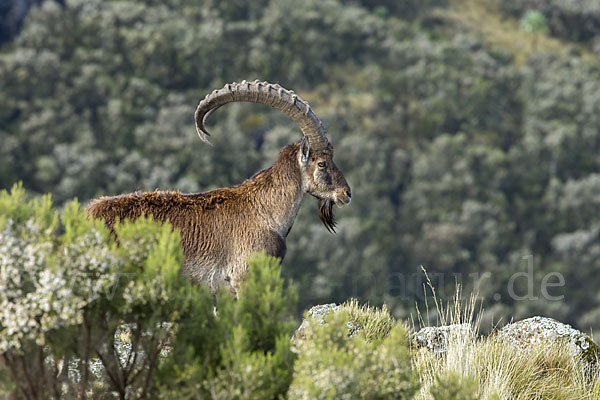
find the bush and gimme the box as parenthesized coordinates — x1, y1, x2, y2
(0, 184, 298, 399)
(0, 183, 216, 398)
(158, 252, 298, 399)
(288, 310, 419, 399)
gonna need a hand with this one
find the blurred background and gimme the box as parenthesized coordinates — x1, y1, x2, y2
(1, 0, 599, 338)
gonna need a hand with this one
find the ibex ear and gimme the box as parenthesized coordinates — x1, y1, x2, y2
(299, 137, 310, 166)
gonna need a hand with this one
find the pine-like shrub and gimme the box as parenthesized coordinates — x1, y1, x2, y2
(157, 252, 298, 399)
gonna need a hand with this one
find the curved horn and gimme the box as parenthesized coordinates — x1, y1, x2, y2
(195, 80, 328, 150)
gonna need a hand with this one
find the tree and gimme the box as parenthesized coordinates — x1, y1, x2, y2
(520, 10, 549, 51)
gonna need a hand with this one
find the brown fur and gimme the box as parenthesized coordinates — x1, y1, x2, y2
(88, 144, 299, 293)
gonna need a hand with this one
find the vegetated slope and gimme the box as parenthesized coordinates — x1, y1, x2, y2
(1, 0, 599, 339)
(441, 0, 599, 65)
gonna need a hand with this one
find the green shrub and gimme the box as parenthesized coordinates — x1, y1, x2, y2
(0, 183, 215, 398)
(0, 184, 298, 399)
(520, 10, 549, 35)
(156, 252, 298, 399)
(288, 311, 419, 399)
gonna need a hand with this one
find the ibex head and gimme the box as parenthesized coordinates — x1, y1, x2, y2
(195, 80, 351, 233)
(298, 138, 351, 232)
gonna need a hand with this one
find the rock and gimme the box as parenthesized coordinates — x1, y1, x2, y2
(295, 303, 361, 340)
(411, 324, 474, 354)
(305, 303, 340, 324)
(295, 303, 339, 340)
(494, 316, 600, 364)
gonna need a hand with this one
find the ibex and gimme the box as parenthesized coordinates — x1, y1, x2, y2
(87, 80, 351, 295)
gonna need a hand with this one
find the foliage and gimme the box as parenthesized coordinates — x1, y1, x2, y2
(291, 295, 598, 400)
(290, 294, 599, 400)
(501, 0, 600, 43)
(0, 183, 210, 398)
(0, 186, 298, 399)
(157, 252, 298, 399)
(1, 183, 598, 400)
(2, 0, 600, 343)
(288, 311, 419, 399)
(520, 10, 549, 35)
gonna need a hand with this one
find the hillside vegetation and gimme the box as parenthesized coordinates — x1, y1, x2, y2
(1, 185, 598, 398)
(1, 0, 600, 339)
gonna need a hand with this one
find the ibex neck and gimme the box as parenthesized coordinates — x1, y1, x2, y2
(247, 145, 305, 238)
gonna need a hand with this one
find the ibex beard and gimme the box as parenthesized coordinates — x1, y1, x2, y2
(87, 80, 351, 296)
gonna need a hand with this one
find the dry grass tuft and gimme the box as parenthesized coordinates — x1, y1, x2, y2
(338, 298, 395, 342)
(411, 275, 599, 400)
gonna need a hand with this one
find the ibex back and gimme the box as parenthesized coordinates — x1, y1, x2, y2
(87, 80, 351, 295)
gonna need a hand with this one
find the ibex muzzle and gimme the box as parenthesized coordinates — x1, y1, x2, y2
(88, 80, 351, 294)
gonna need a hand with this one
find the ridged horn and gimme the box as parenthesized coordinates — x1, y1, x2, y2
(195, 80, 328, 151)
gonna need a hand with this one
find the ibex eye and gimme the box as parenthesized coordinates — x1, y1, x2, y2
(318, 161, 327, 169)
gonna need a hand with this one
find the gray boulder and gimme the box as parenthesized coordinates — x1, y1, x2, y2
(295, 303, 361, 340)
(494, 316, 599, 364)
